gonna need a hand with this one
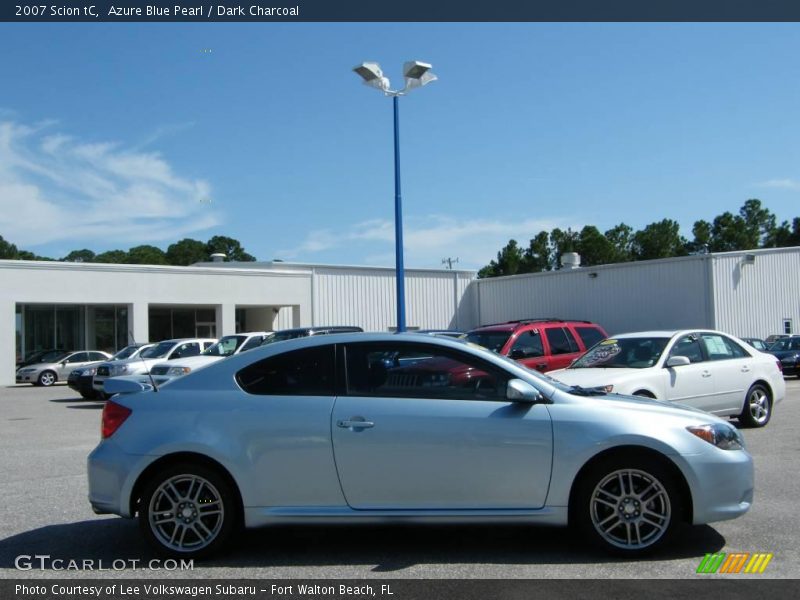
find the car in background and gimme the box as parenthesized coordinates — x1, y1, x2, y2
(741, 338, 768, 352)
(16, 348, 61, 369)
(16, 350, 113, 387)
(89, 332, 754, 559)
(549, 330, 785, 428)
(262, 326, 363, 345)
(67, 344, 154, 399)
(145, 332, 271, 386)
(93, 338, 216, 398)
(464, 318, 607, 373)
(765, 334, 789, 345)
(766, 335, 800, 377)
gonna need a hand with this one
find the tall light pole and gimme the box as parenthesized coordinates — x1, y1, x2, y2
(353, 60, 437, 332)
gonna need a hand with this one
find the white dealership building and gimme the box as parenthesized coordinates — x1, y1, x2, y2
(2, 246, 799, 387)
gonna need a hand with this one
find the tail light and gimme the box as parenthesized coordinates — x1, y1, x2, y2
(776, 360, 783, 373)
(102, 400, 132, 439)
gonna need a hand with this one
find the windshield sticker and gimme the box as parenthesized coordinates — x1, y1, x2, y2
(581, 344, 621, 366)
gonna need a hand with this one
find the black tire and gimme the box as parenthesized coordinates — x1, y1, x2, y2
(37, 370, 57, 387)
(138, 463, 238, 559)
(572, 455, 683, 556)
(738, 383, 772, 428)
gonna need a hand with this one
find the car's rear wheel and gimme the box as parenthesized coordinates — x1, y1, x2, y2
(739, 383, 771, 428)
(37, 371, 56, 387)
(139, 463, 237, 558)
(573, 456, 682, 555)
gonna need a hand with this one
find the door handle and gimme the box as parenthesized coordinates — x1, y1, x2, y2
(337, 418, 375, 429)
(741, 366, 751, 373)
(701, 371, 711, 378)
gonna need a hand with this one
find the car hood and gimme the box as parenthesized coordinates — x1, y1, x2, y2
(586, 391, 715, 421)
(548, 367, 649, 386)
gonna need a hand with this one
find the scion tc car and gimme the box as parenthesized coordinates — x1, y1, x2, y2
(549, 330, 785, 428)
(89, 332, 753, 559)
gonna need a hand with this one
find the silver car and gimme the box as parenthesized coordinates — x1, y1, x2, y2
(88, 332, 753, 558)
(16, 350, 112, 386)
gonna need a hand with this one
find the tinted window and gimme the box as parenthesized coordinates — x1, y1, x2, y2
(463, 331, 512, 353)
(236, 345, 335, 396)
(668, 334, 705, 363)
(171, 343, 200, 359)
(509, 330, 544, 359)
(66, 352, 87, 363)
(345, 342, 509, 401)
(545, 327, 577, 355)
(89, 352, 108, 361)
(701, 334, 747, 360)
(240, 335, 266, 352)
(574, 326, 605, 350)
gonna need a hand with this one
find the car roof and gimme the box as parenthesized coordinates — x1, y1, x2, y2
(470, 319, 594, 332)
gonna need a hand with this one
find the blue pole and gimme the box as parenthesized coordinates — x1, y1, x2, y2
(393, 94, 406, 333)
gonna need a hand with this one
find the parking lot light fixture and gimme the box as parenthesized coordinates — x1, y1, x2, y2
(352, 60, 437, 332)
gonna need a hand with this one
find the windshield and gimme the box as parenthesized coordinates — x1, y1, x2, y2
(203, 335, 246, 357)
(463, 331, 512, 353)
(769, 338, 800, 351)
(139, 341, 175, 359)
(112, 345, 142, 360)
(263, 331, 306, 344)
(571, 337, 670, 369)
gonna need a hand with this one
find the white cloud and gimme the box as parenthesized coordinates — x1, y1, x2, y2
(0, 119, 220, 249)
(278, 215, 570, 270)
(759, 178, 800, 190)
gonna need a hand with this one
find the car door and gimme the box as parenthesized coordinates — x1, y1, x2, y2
(331, 341, 553, 510)
(542, 326, 581, 371)
(59, 352, 88, 378)
(509, 329, 548, 373)
(698, 333, 753, 414)
(662, 333, 716, 411)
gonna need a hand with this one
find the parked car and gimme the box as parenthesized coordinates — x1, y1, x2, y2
(262, 326, 364, 345)
(741, 338, 768, 352)
(92, 338, 216, 398)
(16, 350, 113, 387)
(766, 335, 800, 377)
(67, 344, 154, 399)
(16, 348, 61, 369)
(89, 332, 754, 559)
(549, 330, 785, 428)
(464, 318, 607, 373)
(144, 332, 271, 386)
(765, 334, 789, 345)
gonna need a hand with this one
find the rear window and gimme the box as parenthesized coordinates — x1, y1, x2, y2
(574, 326, 605, 350)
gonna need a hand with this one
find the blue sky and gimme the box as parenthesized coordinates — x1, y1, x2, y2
(1, 23, 799, 269)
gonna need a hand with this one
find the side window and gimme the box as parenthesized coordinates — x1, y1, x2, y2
(90, 352, 108, 361)
(574, 326, 605, 350)
(236, 345, 335, 396)
(668, 334, 705, 363)
(240, 336, 265, 352)
(172, 343, 200, 359)
(345, 343, 509, 401)
(67, 352, 87, 363)
(509, 330, 544, 359)
(545, 327, 577, 355)
(702, 334, 747, 360)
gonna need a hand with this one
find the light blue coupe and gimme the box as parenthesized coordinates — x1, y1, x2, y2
(88, 332, 753, 558)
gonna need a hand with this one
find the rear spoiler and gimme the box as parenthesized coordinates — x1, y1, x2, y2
(104, 377, 153, 396)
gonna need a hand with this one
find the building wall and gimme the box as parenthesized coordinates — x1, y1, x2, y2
(471, 256, 714, 336)
(711, 248, 800, 339)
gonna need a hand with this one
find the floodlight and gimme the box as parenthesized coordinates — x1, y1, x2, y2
(353, 62, 390, 92)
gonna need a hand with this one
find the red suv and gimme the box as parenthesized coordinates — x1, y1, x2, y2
(464, 318, 608, 373)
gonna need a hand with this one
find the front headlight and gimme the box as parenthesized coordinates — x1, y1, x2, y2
(167, 366, 192, 377)
(687, 424, 744, 450)
(20, 368, 35, 373)
(83, 367, 97, 376)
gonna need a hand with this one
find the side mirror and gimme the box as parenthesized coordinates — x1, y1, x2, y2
(665, 356, 691, 368)
(506, 378, 544, 403)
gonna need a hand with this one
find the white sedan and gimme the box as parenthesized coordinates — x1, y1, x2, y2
(549, 330, 785, 428)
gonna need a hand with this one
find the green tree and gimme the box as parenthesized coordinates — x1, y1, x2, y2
(478, 239, 525, 278)
(62, 249, 96, 263)
(631, 219, 687, 260)
(521, 231, 551, 272)
(0, 235, 18, 259)
(166, 238, 208, 266)
(765, 217, 800, 248)
(709, 212, 750, 252)
(127, 245, 168, 265)
(604, 223, 634, 263)
(94, 250, 129, 264)
(206, 236, 256, 262)
(739, 198, 776, 248)
(688, 219, 712, 253)
(576, 225, 617, 266)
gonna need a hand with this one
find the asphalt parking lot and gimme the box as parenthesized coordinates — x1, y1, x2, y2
(0, 381, 798, 580)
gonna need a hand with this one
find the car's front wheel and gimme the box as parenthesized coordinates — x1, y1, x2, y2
(573, 456, 683, 555)
(739, 383, 771, 428)
(37, 370, 56, 386)
(138, 463, 238, 558)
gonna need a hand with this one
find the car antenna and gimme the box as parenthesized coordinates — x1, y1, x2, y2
(130, 331, 158, 392)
